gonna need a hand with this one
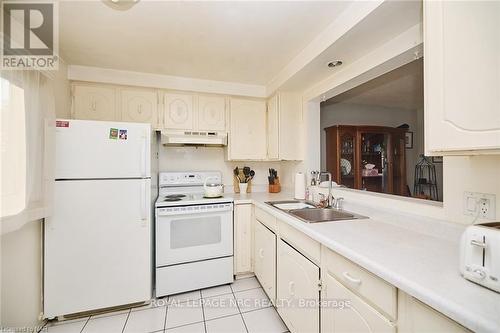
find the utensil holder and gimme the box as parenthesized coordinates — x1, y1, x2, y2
(269, 184, 281, 193)
(239, 183, 248, 194)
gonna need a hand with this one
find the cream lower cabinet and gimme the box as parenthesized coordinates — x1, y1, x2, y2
(398, 291, 469, 333)
(321, 271, 396, 333)
(234, 204, 253, 275)
(254, 219, 276, 303)
(277, 239, 319, 333)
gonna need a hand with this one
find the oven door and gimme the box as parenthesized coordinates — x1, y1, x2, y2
(156, 203, 233, 266)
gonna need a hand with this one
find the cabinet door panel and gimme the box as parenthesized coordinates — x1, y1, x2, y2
(121, 89, 158, 127)
(164, 93, 194, 130)
(267, 94, 279, 160)
(234, 204, 252, 274)
(254, 220, 276, 303)
(425, 1, 500, 152)
(321, 272, 395, 333)
(73, 85, 116, 121)
(228, 98, 267, 160)
(277, 239, 319, 333)
(198, 95, 226, 131)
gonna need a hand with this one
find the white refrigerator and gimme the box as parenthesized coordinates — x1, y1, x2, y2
(44, 119, 152, 319)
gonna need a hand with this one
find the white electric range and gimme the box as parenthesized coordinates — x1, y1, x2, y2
(155, 171, 234, 297)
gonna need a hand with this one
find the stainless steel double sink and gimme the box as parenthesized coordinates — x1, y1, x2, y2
(266, 200, 367, 223)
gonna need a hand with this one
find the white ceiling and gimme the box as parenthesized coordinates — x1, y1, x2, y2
(280, 0, 423, 91)
(59, 1, 350, 85)
(322, 58, 423, 110)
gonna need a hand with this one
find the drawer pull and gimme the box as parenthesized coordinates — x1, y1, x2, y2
(342, 271, 362, 285)
(288, 281, 295, 296)
(259, 248, 264, 259)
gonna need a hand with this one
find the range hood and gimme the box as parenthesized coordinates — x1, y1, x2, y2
(160, 130, 227, 146)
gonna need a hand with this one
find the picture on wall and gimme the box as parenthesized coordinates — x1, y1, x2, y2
(405, 131, 413, 149)
(432, 156, 443, 163)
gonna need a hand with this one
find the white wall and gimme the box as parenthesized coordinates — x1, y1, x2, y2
(54, 60, 72, 119)
(158, 146, 288, 191)
(0, 61, 70, 327)
(1, 221, 42, 327)
(443, 155, 500, 224)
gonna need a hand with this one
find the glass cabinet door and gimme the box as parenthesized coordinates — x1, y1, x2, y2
(339, 130, 356, 188)
(359, 131, 390, 193)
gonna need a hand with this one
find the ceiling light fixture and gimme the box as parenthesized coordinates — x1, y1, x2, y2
(103, 0, 140, 11)
(327, 60, 343, 68)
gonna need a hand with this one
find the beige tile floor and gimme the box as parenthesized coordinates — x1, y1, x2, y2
(42, 277, 289, 333)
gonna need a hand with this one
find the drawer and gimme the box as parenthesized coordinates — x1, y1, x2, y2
(255, 206, 277, 232)
(277, 219, 320, 264)
(322, 247, 397, 321)
(156, 256, 233, 297)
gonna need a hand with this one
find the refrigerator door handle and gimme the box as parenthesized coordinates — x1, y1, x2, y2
(140, 132, 147, 178)
(140, 180, 147, 222)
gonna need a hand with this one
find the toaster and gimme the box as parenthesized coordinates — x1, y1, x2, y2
(459, 222, 500, 293)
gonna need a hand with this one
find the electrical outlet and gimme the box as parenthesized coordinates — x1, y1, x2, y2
(463, 192, 496, 220)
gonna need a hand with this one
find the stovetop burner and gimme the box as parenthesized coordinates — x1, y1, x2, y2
(163, 197, 182, 202)
(165, 194, 186, 199)
(163, 194, 187, 202)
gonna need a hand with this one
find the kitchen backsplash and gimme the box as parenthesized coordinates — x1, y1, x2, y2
(158, 146, 295, 191)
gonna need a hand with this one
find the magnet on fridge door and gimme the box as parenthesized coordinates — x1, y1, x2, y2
(119, 129, 128, 140)
(109, 128, 118, 139)
(56, 120, 69, 128)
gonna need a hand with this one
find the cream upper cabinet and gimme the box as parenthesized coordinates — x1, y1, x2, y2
(198, 95, 226, 131)
(267, 94, 279, 160)
(266, 92, 303, 160)
(321, 272, 396, 333)
(163, 93, 194, 130)
(120, 89, 159, 128)
(228, 98, 267, 160)
(254, 219, 276, 303)
(277, 239, 319, 333)
(424, 1, 500, 154)
(72, 85, 117, 121)
(234, 204, 253, 275)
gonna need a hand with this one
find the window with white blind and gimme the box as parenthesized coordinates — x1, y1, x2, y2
(1, 70, 56, 233)
(1, 77, 27, 218)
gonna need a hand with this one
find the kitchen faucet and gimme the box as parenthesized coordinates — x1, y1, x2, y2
(318, 171, 333, 208)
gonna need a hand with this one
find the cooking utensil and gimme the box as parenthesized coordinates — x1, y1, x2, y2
(233, 167, 241, 182)
(249, 170, 255, 181)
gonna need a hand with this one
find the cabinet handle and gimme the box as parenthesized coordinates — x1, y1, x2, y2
(342, 272, 362, 286)
(259, 248, 264, 259)
(288, 281, 295, 296)
(138, 105, 142, 114)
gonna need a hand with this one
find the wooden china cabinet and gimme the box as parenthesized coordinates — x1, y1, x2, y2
(325, 125, 407, 196)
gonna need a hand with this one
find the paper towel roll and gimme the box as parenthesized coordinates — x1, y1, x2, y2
(294, 172, 306, 200)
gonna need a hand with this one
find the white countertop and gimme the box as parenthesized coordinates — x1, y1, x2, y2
(227, 191, 500, 333)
